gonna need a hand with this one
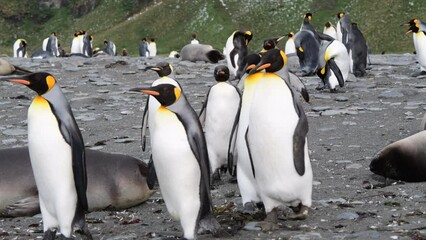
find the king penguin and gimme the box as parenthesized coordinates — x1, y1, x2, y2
(348, 23, 368, 77)
(130, 83, 220, 239)
(246, 48, 312, 230)
(139, 62, 181, 189)
(224, 30, 253, 78)
(317, 38, 350, 92)
(199, 65, 241, 181)
(1, 72, 92, 239)
(231, 53, 264, 213)
(42, 32, 60, 57)
(336, 12, 352, 49)
(323, 22, 337, 39)
(404, 18, 426, 76)
(13, 39, 28, 58)
(284, 32, 296, 56)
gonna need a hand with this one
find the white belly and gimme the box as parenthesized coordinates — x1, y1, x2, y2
(204, 83, 240, 171)
(416, 32, 426, 70)
(27, 98, 77, 219)
(249, 74, 312, 210)
(151, 108, 201, 221)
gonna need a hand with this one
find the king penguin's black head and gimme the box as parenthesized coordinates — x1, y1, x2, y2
(145, 62, 173, 77)
(1, 72, 56, 95)
(214, 65, 230, 82)
(130, 83, 180, 107)
(249, 49, 287, 74)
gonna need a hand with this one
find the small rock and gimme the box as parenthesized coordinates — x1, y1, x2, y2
(336, 212, 359, 220)
(243, 222, 261, 231)
(346, 163, 362, 169)
(335, 96, 348, 102)
(292, 232, 322, 240)
(378, 89, 404, 99)
(2, 128, 27, 136)
(312, 106, 332, 112)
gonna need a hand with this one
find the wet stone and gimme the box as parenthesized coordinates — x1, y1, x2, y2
(292, 232, 322, 240)
(335, 96, 348, 102)
(2, 128, 27, 136)
(378, 89, 404, 99)
(336, 212, 359, 220)
(321, 110, 341, 116)
(312, 106, 332, 112)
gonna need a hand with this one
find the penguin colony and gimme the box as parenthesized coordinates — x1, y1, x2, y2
(1, 9, 424, 240)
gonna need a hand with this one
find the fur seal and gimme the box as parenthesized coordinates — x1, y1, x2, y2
(180, 43, 224, 63)
(0, 147, 155, 217)
(370, 131, 426, 182)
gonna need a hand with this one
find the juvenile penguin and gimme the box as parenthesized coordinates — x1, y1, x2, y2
(1, 72, 92, 239)
(224, 30, 253, 78)
(348, 23, 368, 77)
(323, 22, 337, 39)
(130, 83, 220, 239)
(13, 39, 28, 58)
(405, 19, 426, 76)
(317, 39, 350, 92)
(284, 32, 296, 56)
(199, 65, 241, 181)
(246, 49, 313, 230)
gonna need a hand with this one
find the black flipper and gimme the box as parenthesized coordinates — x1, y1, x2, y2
(229, 48, 238, 68)
(227, 86, 242, 177)
(282, 78, 309, 176)
(147, 155, 157, 190)
(169, 94, 213, 222)
(141, 96, 150, 152)
(198, 88, 212, 126)
(292, 100, 309, 176)
(329, 58, 344, 87)
(245, 127, 256, 178)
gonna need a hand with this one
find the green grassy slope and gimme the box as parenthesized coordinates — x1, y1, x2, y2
(0, 0, 424, 56)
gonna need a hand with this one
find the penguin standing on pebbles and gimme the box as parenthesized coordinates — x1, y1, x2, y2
(1, 72, 92, 240)
(199, 65, 241, 181)
(404, 18, 426, 76)
(245, 49, 313, 230)
(130, 83, 220, 239)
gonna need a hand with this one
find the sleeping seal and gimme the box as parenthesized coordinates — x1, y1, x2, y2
(180, 43, 224, 63)
(0, 147, 156, 217)
(370, 131, 426, 182)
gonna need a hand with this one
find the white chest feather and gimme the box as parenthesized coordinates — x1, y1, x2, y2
(27, 97, 76, 208)
(151, 107, 201, 219)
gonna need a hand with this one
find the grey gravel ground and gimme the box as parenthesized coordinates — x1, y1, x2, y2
(0, 54, 425, 240)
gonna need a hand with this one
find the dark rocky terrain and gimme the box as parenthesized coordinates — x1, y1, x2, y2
(0, 54, 425, 240)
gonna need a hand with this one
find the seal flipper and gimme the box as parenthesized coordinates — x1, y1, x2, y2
(328, 58, 344, 87)
(141, 96, 150, 152)
(2, 196, 40, 217)
(147, 155, 157, 190)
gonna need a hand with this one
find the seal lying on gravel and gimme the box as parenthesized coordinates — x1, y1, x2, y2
(0, 147, 155, 217)
(369, 130, 426, 182)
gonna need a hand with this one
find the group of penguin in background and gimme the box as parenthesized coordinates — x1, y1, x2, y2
(2, 10, 426, 240)
(12, 30, 118, 59)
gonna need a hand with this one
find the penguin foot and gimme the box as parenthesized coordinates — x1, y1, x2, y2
(315, 84, 325, 91)
(58, 234, 72, 240)
(257, 208, 279, 231)
(242, 202, 257, 214)
(75, 225, 93, 240)
(197, 214, 221, 236)
(43, 229, 56, 240)
(412, 71, 426, 77)
(288, 204, 309, 220)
